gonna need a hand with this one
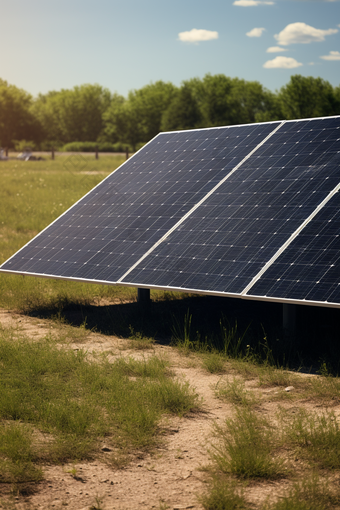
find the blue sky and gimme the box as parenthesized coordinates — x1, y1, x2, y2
(1, 0, 339, 98)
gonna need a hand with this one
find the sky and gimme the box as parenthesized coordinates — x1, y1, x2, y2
(1, 0, 339, 98)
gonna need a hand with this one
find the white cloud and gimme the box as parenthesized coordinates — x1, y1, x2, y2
(266, 46, 287, 52)
(263, 56, 303, 68)
(234, 0, 274, 6)
(178, 28, 218, 43)
(320, 50, 340, 60)
(275, 22, 338, 45)
(246, 27, 266, 37)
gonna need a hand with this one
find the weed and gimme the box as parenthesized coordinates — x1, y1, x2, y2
(308, 374, 340, 403)
(89, 495, 105, 510)
(282, 407, 340, 469)
(215, 377, 256, 407)
(0, 422, 43, 483)
(211, 408, 285, 479)
(257, 365, 301, 388)
(158, 501, 170, 510)
(171, 309, 193, 350)
(202, 352, 226, 374)
(264, 473, 340, 510)
(150, 377, 200, 416)
(112, 354, 170, 378)
(199, 475, 247, 510)
(128, 326, 155, 349)
(219, 317, 246, 358)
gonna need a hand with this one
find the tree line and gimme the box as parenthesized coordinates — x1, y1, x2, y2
(0, 74, 339, 152)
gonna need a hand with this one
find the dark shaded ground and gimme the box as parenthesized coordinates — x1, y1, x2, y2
(28, 293, 340, 374)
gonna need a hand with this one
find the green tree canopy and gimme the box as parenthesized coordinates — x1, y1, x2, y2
(161, 82, 203, 131)
(32, 84, 112, 143)
(103, 95, 141, 152)
(278, 75, 339, 120)
(1, 74, 339, 150)
(103, 81, 177, 149)
(0, 79, 42, 148)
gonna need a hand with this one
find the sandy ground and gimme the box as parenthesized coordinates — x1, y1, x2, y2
(0, 308, 329, 510)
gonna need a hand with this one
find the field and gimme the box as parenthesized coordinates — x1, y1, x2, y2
(1, 155, 340, 510)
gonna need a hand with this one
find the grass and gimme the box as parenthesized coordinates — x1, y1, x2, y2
(210, 407, 285, 480)
(202, 352, 227, 374)
(199, 476, 247, 510)
(263, 474, 340, 510)
(0, 422, 43, 484)
(282, 407, 340, 470)
(215, 377, 257, 407)
(127, 326, 156, 350)
(0, 325, 200, 487)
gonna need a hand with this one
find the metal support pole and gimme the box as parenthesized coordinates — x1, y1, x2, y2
(137, 288, 150, 304)
(283, 304, 296, 338)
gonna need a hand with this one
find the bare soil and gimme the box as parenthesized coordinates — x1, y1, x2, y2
(0, 309, 328, 510)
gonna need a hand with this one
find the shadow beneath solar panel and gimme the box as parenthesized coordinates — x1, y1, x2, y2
(28, 293, 340, 374)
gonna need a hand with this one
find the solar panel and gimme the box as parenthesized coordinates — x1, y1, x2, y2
(1, 116, 340, 309)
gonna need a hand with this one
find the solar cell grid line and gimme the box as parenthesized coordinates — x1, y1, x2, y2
(0, 121, 278, 284)
(247, 192, 340, 307)
(117, 121, 285, 283)
(122, 116, 340, 297)
(241, 180, 340, 297)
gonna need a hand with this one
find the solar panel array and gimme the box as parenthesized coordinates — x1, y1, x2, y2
(1, 116, 340, 308)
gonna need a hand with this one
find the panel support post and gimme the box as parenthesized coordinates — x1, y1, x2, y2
(137, 288, 150, 304)
(283, 304, 296, 338)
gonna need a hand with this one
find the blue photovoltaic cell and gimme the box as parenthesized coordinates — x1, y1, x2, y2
(248, 192, 340, 305)
(0, 122, 275, 283)
(124, 118, 340, 296)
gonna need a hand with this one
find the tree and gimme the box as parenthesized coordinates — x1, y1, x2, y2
(278, 75, 338, 119)
(103, 81, 177, 148)
(161, 82, 203, 131)
(32, 84, 112, 143)
(192, 74, 234, 126)
(0, 79, 42, 148)
(103, 97, 141, 152)
(128, 81, 177, 141)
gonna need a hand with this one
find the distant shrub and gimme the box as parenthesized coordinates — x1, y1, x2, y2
(39, 140, 64, 151)
(61, 141, 145, 153)
(61, 141, 124, 153)
(13, 140, 38, 152)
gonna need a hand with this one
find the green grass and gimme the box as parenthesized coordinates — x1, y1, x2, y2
(199, 476, 247, 510)
(202, 352, 227, 374)
(282, 407, 340, 470)
(264, 474, 340, 510)
(0, 422, 43, 484)
(215, 377, 257, 407)
(0, 325, 200, 487)
(210, 407, 285, 480)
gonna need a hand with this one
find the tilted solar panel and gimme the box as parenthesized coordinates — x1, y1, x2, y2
(1, 116, 340, 308)
(0, 122, 275, 283)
